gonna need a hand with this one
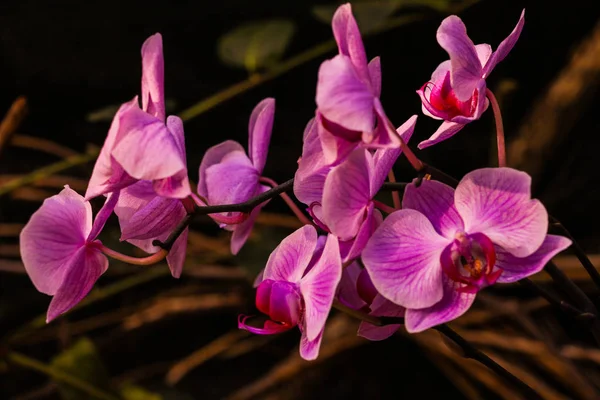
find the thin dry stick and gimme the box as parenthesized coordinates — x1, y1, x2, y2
(0, 97, 28, 156)
(10, 134, 79, 158)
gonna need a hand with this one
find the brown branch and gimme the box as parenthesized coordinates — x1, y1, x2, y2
(0, 97, 28, 156)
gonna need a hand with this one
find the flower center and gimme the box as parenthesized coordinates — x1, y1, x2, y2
(422, 72, 478, 119)
(255, 279, 302, 327)
(441, 232, 502, 293)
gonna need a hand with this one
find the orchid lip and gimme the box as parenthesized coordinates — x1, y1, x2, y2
(238, 315, 295, 335)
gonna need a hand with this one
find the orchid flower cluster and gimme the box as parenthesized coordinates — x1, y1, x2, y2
(20, 4, 573, 363)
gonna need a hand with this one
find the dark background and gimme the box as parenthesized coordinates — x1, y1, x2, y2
(2, 0, 600, 399)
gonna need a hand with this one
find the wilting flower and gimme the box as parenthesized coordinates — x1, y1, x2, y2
(20, 186, 118, 322)
(417, 10, 525, 149)
(197, 98, 275, 255)
(86, 33, 190, 199)
(239, 226, 341, 360)
(316, 3, 403, 163)
(114, 180, 189, 278)
(362, 168, 571, 332)
(337, 263, 404, 340)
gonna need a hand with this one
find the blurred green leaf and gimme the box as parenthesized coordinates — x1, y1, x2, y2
(217, 19, 296, 73)
(120, 383, 163, 400)
(51, 338, 114, 400)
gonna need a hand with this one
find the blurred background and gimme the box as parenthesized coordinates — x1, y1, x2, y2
(1, 0, 600, 398)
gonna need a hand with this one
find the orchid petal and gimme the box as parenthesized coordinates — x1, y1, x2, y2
(339, 205, 381, 263)
(20, 186, 91, 295)
(46, 246, 108, 322)
(368, 57, 381, 98)
(204, 151, 259, 206)
(87, 191, 120, 242)
(264, 225, 318, 283)
(248, 98, 275, 173)
(437, 15, 483, 101)
(317, 116, 361, 164)
(483, 10, 525, 77)
(358, 294, 405, 341)
(417, 121, 465, 150)
(362, 209, 449, 309)
(331, 3, 370, 85)
(455, 168, 548, 257)
(368, 99, 402, 148)
(141, 33, 165, 121)
(120, 195, 185, 241)
(337, 262, 367, 310)
(300, 234, 341, 341)
(475, 44, 492, 67)
(403, 179, 463, 239)
(299, 328, 324, 361)
(496, 235, 572, 283)
(316, 55, 375, 133)
(231, 185, 270, 255)
(322, 149, 372, 240)
(238, 315, 293, 335)
(197, 140, 246, 198)
(166, 227, 188, 279)
(405, 274, 476, 333)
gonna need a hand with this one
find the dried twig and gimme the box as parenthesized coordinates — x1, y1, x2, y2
(0, 97, 28, 156)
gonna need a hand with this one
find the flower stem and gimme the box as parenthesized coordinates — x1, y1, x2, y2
(373, 200, 396, 214)
(99, 245, 167, 266)
(259, 177, 312, 226)
(519, 278, 596, 321)
(5, 351, 120, 400)
(387, 171, 401, 209)
(485, 88, 506, 167)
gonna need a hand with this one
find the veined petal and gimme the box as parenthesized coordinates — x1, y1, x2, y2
(436, 15, 483, 101)
(299, 328, 324, 361)
(120, 195, 185, 241)
(358, 294, 405, 341)
(317, 115, 361, 164)
(294, 120, 331, 207)
(46, 246, 108, 322)
(331, 3, 370, 85)
(455, 168, 548, 257)
(197, 140, 246, 198)
(87, 191, 120, 242)
(141, 33, 165, 121)
(368, 99, 402, 148)
(482, 9, 525, 77)
(204, 151, 259, 206)
(417, 121, 465, 150)
(322, 149, 372, 240)
(405, 274, 476, 333)
(368, 57, 381, 98)
(20, 186, 91, 295)
(166, 227, 188, 278)
(475, 43, 492, 67)
(496, 235, 572, 283)
(248, 98, 275, 173)
(111, 106, 187, 183)
(362, 209, 450, 309)
(403, 179, 463, 239)
(238, 315, 294, 335)
(336, 262, 367, 310)
(264, 225, 318, 283)
(316, 55, 375, 133)
(300, 234, 341, 341)
(339, 205, 381, 263)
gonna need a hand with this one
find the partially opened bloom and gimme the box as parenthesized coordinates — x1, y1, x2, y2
(114, 180, 189, 278)
(337, 263, 404, 340)
(239, 226, 342, 360)
(20, 186, 118, 322)
(417, 10, 525, 149)
(197, 98, 275, 255)
(316, 4, 403, 163)
(86, 33, 190, 199)
(362, 168, 571, 332)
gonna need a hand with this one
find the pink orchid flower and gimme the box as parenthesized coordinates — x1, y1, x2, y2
(197, 98, 275, 255)
(20, 186, 118, 322)
(86, 33, 191, 200)
(239, 225, 341, 360)
(417, 10, 525, 149)
(362, 168, 571, 332)
(316, 4, 404, 163)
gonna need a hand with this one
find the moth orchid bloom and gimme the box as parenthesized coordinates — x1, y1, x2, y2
(316, 4, 402, 163)
(337, 263, 404, 341)
(239, 226, 342, 360)
(20, 186, 119, 322)
(417, 10, 525, 149)
(86, 33, 191, 200)
(114, 180, 189, 278)
(197, 98, 275, 255)
(321, 116, 417, 261)
(362, 168, 571, 332)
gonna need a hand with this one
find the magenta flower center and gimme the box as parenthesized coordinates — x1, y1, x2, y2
(424, 76, 478, 119)
(441, 232, 502, 293)
(256, 279, 302, 327)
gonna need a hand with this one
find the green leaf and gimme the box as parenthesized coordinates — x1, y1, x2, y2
(217, 19, 296, 73)
(120, 383, 163, 400)
(51, 338, 113, 400)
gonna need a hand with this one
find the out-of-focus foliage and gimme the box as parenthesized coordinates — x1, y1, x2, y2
(217, 20, 296, 73)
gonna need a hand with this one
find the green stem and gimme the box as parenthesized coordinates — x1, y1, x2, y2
(6, 351, 120, 400)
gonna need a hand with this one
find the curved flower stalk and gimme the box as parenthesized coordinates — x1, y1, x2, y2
(337, 263, 404, 340)
(417, 10, 525, 149)
(362, 168, 571, 332)
(197, 98, 275, 255)
(316, 4, 408, 163)
(239, 226, 342, 360)
(86, 33, 191, 200)
(114, 180, 189, 278)
(20, 186, 119, 322)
